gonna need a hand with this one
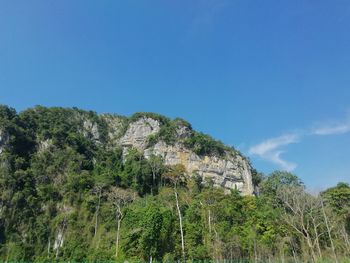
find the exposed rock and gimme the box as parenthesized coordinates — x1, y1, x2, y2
(176, 125, 192, 139)
(82, 119, 100, 143)
(120, 117, 160, 150)
(144, 141, 253, 195)
(121, 118, 254, 195)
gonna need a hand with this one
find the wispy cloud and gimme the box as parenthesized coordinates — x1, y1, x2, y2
(312, 123, 350, 135)
(248, 112, 350, 171)
(311, 111, 350, 136)
(249, 134, 299, 171)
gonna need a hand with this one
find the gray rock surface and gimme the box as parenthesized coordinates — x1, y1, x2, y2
(83, 120, 100, 143)
(119, 117, 254, 195)
(120, 117, 160, 150)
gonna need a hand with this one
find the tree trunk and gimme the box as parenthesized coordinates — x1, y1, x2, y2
(55, 219, 66, 259)
(115, 207, 122, 258)
(312, 219, 322, 259)
(208, 209, 212, 234)
(151, 170, 155, 195)
(290, 240, 298, 263)
(175, 189, 185, 261)
(115, 218, 121, 257)
(94, 188, 102, 237)
(305, 234, 317, 263)
(300, 217, 317, 262)
(47, 237, 50, 257)
(321, 198, 338, 263)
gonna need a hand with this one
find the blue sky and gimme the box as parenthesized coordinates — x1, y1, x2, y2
(0, 1, 349, 190)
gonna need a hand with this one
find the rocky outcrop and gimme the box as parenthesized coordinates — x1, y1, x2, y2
(82, 119, 100, 143)
(119, 117, 160, 150)
(119, 117, 254, 195)
(144, 141, 253, 195)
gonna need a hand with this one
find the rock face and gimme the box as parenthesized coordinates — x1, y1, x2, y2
(118, 117, 254, 195)
(82, 119, 100, 143)
(120, 117, 160, 150)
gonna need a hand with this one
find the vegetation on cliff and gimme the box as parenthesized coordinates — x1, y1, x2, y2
(0, 105, 349, 262)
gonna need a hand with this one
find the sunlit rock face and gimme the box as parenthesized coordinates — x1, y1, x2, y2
(82, 119, 100, 143)
(144, 141, 253, 195)
(118, 117, 254, 196)
(119, 117, 160, 150)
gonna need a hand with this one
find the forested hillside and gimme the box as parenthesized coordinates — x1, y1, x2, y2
(0, 105, 349, 262)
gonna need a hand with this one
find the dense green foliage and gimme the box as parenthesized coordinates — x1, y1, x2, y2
(183, 132, 232, 157)
(321, 182, 350, 235)
(131, 111, 238, 157)
(0, 105, 349, 262)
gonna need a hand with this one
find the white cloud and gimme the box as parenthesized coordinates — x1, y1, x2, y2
(312, 123, 350, 135)
(311, 112, 350, 136)
(249, 134, 299, 155)
(248, 112, 350, 171)
(268, 151, 297, 171)
(249, 134, 299, 171)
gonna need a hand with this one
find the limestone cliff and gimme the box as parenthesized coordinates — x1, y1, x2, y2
(117, 116, 254, 195)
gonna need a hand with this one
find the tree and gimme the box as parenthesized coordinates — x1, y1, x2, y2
(199, 188, 227, 261)
(92, 149, 123, 237)
(320, 197, 338, 263)
(92, 185, 102, 238)
(162, 164, 187, 261)
(322, 182, 350, 216)
(147, 154, 164, 195)
(108, 187, 136, 258)
(140, 205, 163, 262)
(251, 168, 264, 194)
(261, 171, 303, 203)
(321, 182, 350, 255)
(277, 185, 325, 262)
(121, 149, 153, 196)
